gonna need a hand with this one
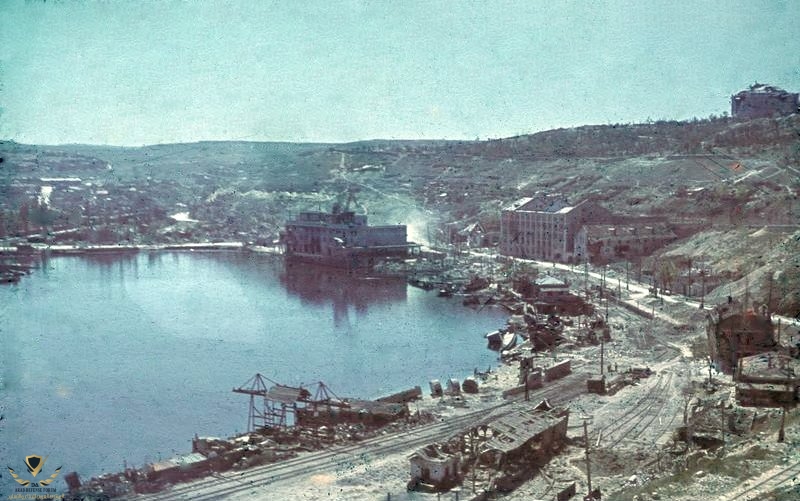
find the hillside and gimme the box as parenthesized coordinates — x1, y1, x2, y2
(1, 114, 798, 313)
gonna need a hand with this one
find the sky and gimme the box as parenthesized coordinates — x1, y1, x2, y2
(0, 0, 798, 146)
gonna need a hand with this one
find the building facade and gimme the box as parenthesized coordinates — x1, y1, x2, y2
(281, 208, 415, 269)
(499, 196, 609, 263)
(731, 83, 799, 119)
(574, 223, 677, 264)
(735, 352, 800, 408)
(706, 299, 776, 374)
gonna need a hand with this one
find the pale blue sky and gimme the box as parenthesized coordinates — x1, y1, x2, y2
(1, 0, 798, 146)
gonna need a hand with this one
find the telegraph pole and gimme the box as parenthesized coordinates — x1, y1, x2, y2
(600, 334, 605, 376)
(779, 406, 786, 443)
(626, 260, 630, 291)
(583, 419, 592, 495)
(584, 259, 589, 300)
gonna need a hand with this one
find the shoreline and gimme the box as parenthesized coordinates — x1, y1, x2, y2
(1, 241, 256, 255)
(3, 246, 511, 494)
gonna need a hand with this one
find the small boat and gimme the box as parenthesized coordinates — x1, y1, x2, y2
(485, 329, 503, 350)
(485, 329, 517, 351)
(500, 332, 518, 351)
(0, 273, 21, 284)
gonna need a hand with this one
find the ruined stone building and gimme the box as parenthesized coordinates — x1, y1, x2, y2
(573, 223, 677, 264)
(735, 351, 800, 408)
(707, 299, 776, 374)
(408, 444, 462, 491)
(731, 83, 799, 119)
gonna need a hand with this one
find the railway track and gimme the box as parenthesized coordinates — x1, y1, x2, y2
(131, 408, 499, 501)
(132, 370, 589, 500)
(721, 460, 800, 501)
(596, 372, 676, 447)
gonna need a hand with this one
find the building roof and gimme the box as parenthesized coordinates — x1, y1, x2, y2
(738, 351, 800, 381)
(504, 195, 571, 214)
(482, 406, 567, 454)
(409, 444, 458, 464)
(346, 399, 407, 417)
(535, 275, 568, 287)
(707, 300, 774, 329)
(735, 83, 797, 97)
(504, 197, 534, 211)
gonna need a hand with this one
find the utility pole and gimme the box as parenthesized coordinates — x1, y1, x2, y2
(744, 274, 750, 313)
(650, 304, 656, 336)
(584, 259, 589, 300)
(767, 273, 774, 313)
(779, 406, 786, 443)
(524, 364, 530, 402)
(707, 357, 713, 386)
(626, 260, 630, 291)
(720, 399, 726, 452)
(583, 419, 592, 495)
(600, 334, 605, 377)
(700, 266, 706, 309)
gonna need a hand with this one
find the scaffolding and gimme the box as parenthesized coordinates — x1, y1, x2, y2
(232, 373, 310, 431)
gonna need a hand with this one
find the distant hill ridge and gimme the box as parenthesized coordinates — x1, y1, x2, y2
(2, 113, 798, 161)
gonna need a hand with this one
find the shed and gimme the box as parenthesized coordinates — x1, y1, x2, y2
(409, 444, 462, 490)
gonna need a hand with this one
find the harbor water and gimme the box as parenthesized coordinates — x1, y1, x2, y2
(0, 251, 506, 485)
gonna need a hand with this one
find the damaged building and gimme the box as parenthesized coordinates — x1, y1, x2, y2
(499, 195, 610, 263)
(499, 194, 673, 264)
(735, 351, 800, 408)
(574, 223, 677, 264)
(731, 83, 799, 119)
(706, 299, 776, 374)
(408, 444, 463, 491)
(479, 401, 570, 493)
(280, 206, 417, 269)
(295, 399, 408, 427)
(408, 400, 569, 494)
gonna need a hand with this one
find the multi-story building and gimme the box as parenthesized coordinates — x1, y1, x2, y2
(281, 206, 416, 269)
(707, 299, 776, 374)
(573, 223, 676, 264)
(499, 195, 609, 263)
(731, 83, 798, 119)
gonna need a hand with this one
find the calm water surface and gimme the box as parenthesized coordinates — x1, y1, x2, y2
(0, 251, 506, 485)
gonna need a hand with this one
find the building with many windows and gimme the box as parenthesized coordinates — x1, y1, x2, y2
(574, 223, 676, 264)
(499, 195, 610, 263)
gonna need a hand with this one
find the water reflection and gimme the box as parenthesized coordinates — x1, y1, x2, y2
(1, 251, 506, 479)
(280, 262, 407, 328)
